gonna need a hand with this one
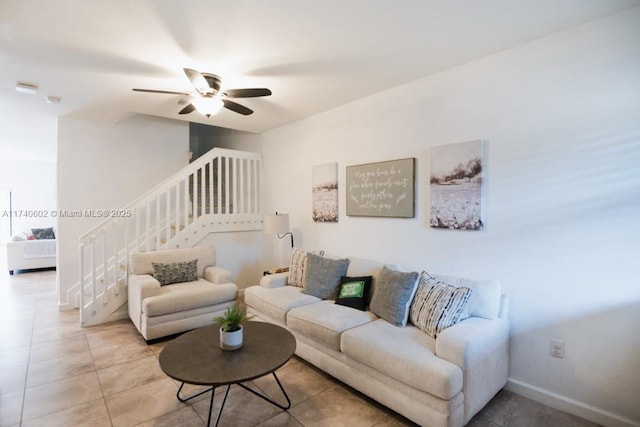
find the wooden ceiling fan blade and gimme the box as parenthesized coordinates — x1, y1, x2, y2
(222, 99, 253, 116)
(133, 88, 191, 96)
(224, 88, 272, 98)
(178, 104, 196, 115)
(184, 68, 213, 95)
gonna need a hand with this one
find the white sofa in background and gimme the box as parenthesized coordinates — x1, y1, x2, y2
(245, 253, 509, 427)
(6, 233, 57, 275)
(128, 245, 238, 341)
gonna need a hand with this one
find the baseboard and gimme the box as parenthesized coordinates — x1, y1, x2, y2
(506, 378, 639, 427)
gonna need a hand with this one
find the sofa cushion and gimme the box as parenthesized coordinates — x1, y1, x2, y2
(244, 285, 321, 324)
(302, 253, 350, 299)
(152, 259, 198, 286)
(341, 319, 463, 400)
(335, 276, 372, 311)
(287, 301, 377, 351)
(432, 274, 501, 319)
(142, 279, 237, 317)
(369, 266, 419, 327)
(410, 272, 472, 338)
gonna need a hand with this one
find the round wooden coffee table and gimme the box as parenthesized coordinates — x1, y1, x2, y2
(159, 321, 296, 427)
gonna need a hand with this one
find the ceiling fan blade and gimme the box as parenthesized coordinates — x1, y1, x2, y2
(184, 68, 212, 95)
(178, 104, 196, 115)
(223, 88, 272, 98)
(222, 99, 253, 116)
(132, 88, 191, 96)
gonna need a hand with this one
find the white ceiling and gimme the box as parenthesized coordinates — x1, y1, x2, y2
(1, 0, 638, 162)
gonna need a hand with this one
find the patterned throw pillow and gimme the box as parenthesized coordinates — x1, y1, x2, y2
(287, 248, 308, 287)
(410, 272, 472, 338)
(302, 253, 350, 299)
(31, 227, 56, 240)
(152, 259, 198, 286)
(335, 276, 372, 311)
(369, 266, 419, 327)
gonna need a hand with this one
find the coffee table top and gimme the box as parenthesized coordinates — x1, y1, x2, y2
(159, 321, 296, 386)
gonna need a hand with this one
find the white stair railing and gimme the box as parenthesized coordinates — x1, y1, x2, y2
(76, 148, 262, 326)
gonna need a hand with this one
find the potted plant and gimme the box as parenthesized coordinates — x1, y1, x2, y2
(214, 303, 252, 350)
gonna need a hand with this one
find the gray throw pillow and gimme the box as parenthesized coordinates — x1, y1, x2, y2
(370, 266, 419, 327)
(31, 227, 55, 239)
(152, 259, 198, 286)
(302, 253, 350, 299)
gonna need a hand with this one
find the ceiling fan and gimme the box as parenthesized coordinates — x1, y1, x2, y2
(132, 68, 272, 117)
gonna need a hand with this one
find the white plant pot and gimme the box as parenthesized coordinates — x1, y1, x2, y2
(219, 325, 243, 351)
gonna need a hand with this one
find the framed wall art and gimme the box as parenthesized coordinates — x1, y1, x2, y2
(346, 158, 415, 218)
(429, 140, 485, 230)
(312, 162, 338, 222)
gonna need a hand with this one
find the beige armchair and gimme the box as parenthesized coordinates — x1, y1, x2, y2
(128, 245, 238, 341)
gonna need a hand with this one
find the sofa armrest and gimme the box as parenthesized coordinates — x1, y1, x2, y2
(436, 316, 509, 422)
(204, 266, 233, 284)
(127, 274, 162, 331)
(259, 272, 289, 288)
(129, 273, 162, 298)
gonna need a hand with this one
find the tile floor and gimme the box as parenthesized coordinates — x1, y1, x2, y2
(0, 268, 600, 427)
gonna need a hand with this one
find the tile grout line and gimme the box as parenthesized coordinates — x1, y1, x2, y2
(19, 294, 38, 427)
(85, 334, 114, 427)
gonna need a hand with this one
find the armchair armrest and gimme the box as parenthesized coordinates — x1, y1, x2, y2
(129, 274, 161, 299)
(127, 274, 162, 331)
(204, 266, 233, 284)
(259, 272, 289, 288)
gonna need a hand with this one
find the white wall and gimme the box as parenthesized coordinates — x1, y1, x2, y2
(259, 9, 640, 426)
(56, 115, 189, 307)
(0, 159, 57, 243)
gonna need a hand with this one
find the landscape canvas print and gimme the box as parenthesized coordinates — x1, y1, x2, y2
(312, 162, 338, 222)
(430, 140, 484, 230)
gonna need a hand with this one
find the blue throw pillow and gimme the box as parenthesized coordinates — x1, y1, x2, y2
(302, 253, 350, 299)
(369, 266, 419, 327)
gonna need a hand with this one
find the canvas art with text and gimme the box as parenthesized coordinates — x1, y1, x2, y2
(430, 140, 484, 230)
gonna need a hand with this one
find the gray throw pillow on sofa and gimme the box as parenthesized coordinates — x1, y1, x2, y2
(370, 266, 419, 327)
(152, 259, 198, 286)
(302, 253, 350, 299)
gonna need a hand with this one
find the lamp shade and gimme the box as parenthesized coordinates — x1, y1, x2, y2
(264, 213, 290, 235)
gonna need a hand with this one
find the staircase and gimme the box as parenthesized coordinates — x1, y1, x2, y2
(73, 148, 263, 327)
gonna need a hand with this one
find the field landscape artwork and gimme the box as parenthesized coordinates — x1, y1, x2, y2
(430, 140, 484, 230)
(312, 162, 338, 222)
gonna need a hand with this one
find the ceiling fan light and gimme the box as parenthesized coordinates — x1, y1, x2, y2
(192, 97, 223, 116)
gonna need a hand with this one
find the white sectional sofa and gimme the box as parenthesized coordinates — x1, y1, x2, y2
(245, 252, 509, 427)
(6, 228, 57, 274)
(6, 239, 57, 274)
(128, 245, 238, 341)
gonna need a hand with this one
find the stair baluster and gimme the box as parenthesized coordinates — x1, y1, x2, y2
(74, 148, 262, 327)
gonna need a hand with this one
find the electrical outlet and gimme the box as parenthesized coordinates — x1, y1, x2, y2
(550, 339, 565, 358)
